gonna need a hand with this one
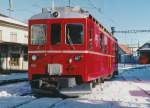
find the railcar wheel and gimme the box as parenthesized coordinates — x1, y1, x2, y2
(92, 80, 97, 88)
(96, 79, 100, 84)
(112, 70, 119, 78)
(114, 70, 118, 76)
(105, 73, 113, 80)
(100, 78, 104, 83)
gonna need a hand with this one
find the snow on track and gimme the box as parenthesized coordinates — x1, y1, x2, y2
(0, 82, 31, 96)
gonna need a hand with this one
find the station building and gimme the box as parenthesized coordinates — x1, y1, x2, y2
(0, 13, 28, 73)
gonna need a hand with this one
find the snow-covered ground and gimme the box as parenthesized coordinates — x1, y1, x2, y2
(0, 82, 31, 96)
(79, 65, 150, 108)
(0, 64, 150, 108)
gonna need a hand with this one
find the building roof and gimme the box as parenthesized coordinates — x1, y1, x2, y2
(119, 44, 133, 55)
(137, 41, 150, 51)
(0, 13, 8, 18)
(0, 13, 27, 27)
(0, 41, 27, 46)
(0, 40, 4, 43)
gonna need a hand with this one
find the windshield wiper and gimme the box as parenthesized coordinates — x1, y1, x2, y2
(67, 28, 75, 50)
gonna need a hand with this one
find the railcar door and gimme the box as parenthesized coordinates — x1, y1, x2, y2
(48, 20, 63, 50)
(45, 20, 64, 76)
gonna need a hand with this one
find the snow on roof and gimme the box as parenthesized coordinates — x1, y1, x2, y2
(145, 40, 150, 44)
(0, 13, 27, 27)
(138, 41, 150, 51)
(119, 44, 133, 55)
(138, 48, 150, 51)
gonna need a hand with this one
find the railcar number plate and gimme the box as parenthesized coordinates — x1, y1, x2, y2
(48, 64, 63, 75)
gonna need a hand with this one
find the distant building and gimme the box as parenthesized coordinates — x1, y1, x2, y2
(0, 13, 28, 72)
(118, 44, 135, 63)
(137, 41, 150, 64)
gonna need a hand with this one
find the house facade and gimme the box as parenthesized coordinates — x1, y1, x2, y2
(137, 41, 150, 64)
(0, 14, 28, 72)
(118, 44, 135, 63)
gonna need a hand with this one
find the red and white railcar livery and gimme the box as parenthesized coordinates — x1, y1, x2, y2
(28, 7, 118, 95)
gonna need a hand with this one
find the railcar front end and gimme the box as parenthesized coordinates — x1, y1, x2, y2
(28, 7, 118, 96)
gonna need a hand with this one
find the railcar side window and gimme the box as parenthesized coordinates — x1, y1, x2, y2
(31, 24, 47, 45)
(51, 24, 61, 45)
(66, 23, 84, 44)
(100, 33, 103, 49)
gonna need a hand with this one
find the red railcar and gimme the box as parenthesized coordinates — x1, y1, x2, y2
(28, 7, 118, 95)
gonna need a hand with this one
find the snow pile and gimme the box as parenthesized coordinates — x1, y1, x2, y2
(0, 91, 11, 97)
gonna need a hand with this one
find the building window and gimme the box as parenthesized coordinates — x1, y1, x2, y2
(0, 30, 2, 40)
(51, 23, 61, 45)
(23, 47, 28, 61)
(10, 54, 20, 66)
(10, 32, 17, 42)
(23, 54, 28, 61)
(24, 35, 28, 39)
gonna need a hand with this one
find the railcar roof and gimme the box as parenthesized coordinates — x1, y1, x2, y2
(30, 7, 117, 41)
(30, 7, 90, 19)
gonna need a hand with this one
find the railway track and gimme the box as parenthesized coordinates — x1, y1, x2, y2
(0, 78, 28, 86)
(10, 98, 66, 108)
(0, 80, 78, 108)
(7, 94, 70, 108)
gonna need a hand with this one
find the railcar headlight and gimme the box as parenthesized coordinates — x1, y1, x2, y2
(74, 55, 81, 61)
(68, 58, 73, 64)
(52, 11, 60, 17)
(32, 55, 37, 61)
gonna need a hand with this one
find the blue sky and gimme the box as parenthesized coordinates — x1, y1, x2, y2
(1, 0, 150, 46)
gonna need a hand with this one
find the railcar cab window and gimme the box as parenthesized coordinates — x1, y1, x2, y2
(51, 24, 61, 45)
(31, 24, 47, 45)
(66, 23, 84, 44)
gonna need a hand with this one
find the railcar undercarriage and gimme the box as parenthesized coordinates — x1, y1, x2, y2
(30, 75, 94, 97)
